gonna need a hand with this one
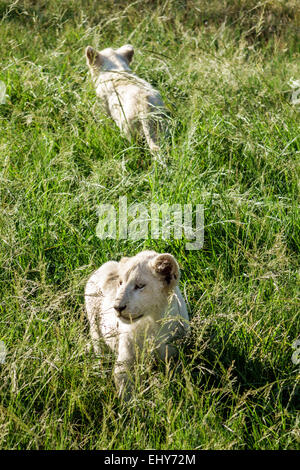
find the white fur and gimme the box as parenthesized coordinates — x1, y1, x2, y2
(85, 250, 190, 396)
(85, 45, 167, 153)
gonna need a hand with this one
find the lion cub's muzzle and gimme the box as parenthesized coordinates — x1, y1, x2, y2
(119, 312, 144, 322)
(114, 304, 143, 322)
(114, 303, 126, 315)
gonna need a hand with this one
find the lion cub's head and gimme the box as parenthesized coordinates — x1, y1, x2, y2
(113, 251, 180, 322)
(85, 44, 134, 79)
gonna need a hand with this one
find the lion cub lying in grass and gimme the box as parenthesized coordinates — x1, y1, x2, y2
(85, 250, 190, 396)
(85, 44, 167, 154)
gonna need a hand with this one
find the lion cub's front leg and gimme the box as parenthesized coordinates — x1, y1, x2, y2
(114, 333, 136, 398)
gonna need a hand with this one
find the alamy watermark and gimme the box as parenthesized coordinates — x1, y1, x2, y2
(0, 80, 7, 105)
(290, 79, 300, 106)
(291, 339, 300, 366)
(0, 341, 7, 364)
(96, 196, 204, 250)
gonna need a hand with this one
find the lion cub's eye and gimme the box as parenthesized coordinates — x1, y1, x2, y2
(135, 284, 145, 290)
(119, 280, 123, 286)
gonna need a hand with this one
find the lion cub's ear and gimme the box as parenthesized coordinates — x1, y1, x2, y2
(151, 253, 179, 287)
(85, 46, 102, 66)
(117, 44, 134, 64)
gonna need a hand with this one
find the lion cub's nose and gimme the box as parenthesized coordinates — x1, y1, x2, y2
(114, 304, 126, 314)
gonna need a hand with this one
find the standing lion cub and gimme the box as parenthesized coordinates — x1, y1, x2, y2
(85, 44, 167, 153)
(85, 250, 190, 396)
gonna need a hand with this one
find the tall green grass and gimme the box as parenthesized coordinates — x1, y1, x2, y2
(0, 0, 299, 449)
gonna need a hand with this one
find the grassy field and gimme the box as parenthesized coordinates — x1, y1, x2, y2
(0, 0, 299, 450)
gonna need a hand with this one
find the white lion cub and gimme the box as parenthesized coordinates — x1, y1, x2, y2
(85, 44, 166, 153)
(85, 250, 190, 396)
